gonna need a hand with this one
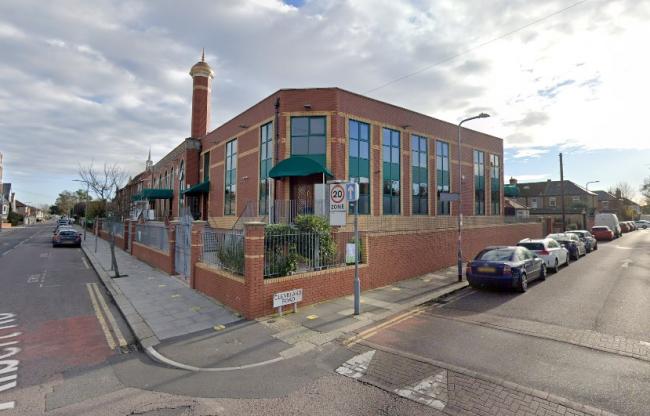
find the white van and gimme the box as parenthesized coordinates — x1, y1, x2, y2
(595, 213, 621, 238)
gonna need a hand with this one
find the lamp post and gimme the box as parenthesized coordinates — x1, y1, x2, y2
(457, 112, 490, 282)
(585, 180, 599, 191)
(73, 179, 89, 241)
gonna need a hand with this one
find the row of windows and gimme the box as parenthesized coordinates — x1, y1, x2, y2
(199, 117, 501, 217)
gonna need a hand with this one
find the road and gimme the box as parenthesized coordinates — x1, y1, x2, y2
(354, 229, 650, 416)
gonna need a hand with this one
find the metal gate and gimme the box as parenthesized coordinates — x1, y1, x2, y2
(175, 210, 192, 279)
(127, 222, 132, 251)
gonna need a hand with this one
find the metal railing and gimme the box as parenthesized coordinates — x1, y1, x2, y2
(264, 229, 352, 278)
(202, 228, 245, 275)
(269, 199, 329, 225)
(135, 223, 169, 252)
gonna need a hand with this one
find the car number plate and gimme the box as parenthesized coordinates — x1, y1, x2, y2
(477, 267, 496, 273)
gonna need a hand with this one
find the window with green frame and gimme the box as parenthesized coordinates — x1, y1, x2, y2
(259, 122, 273, 215)
(474, 150, 485, 215)
(436, 141, 450, 215)
(224, 139, 237, 215)
(411, 135, 428, 214)
(178, 161, 185, 213)
(348, 119, 370, 214)
(382, 127, 400, 215)
(203, 151, 210, 182)
(490, 154, 500, 215)
(290, 116, 326, 166)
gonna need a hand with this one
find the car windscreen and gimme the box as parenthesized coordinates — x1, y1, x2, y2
(59, 231, 77, 236)
(517, 243, 544, 251)
(592, 227, 609, 231)
(476, 249, 514, 261)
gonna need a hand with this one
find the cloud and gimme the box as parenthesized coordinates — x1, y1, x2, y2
(513, 174, 551, 182)
(1, 0, 649, 204)
(512, 148, 548, 159)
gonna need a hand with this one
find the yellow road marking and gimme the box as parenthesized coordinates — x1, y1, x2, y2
(86, 283, 116, 350)
(346, 310, 425, 347)
(90, 283, 127, 347)
(213, 324, 226, 331)
(306, 314, 319, 320)
(344, 307, 425, 346)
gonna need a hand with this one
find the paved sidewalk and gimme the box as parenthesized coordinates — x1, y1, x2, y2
(80, 228, 468, 370)
(81, 232, 241, 344)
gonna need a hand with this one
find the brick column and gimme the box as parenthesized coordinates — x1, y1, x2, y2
(128, 221, 135, 255)
(95, 218, 102, 236)
(243, 222, 265, 319)
(168, 222, 177, 277)
(122, 221, 130, 251)
(189, 221, 206, 289)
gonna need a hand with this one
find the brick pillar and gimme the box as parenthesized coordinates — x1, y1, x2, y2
(189, 221, 206, 289)
(128, 221, 135, 255)
(95, 218, 102, 236)
(243, 222, 265, 319)
(122, 221, 129, 251)
(168, 222, 177, 277)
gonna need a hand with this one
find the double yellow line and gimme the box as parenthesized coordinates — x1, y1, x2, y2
(344, 306, 426, 347)
(86, 283, 127, 350)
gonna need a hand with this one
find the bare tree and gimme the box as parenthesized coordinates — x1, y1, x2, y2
(607, 181, 636, 200)
(78, 162, 128, 202)
(78, 161, 128, 278)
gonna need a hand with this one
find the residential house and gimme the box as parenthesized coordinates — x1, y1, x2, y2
(509, 177, 598, 229)
(595, 189, 641, 220)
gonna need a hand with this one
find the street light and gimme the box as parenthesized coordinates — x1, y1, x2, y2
(585, 180, 599, 191)
(457, 112, 490, 282)
(73, 179, 89, 241)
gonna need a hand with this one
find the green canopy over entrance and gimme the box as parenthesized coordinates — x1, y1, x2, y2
(182, 181, 210, 196)
(268, 156, 333, 179)
(138, 188, 173, 200)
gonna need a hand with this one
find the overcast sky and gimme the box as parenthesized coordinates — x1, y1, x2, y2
(1, 0, 649, 205)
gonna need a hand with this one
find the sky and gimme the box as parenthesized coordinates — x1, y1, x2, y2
(1, 0, 649, 205)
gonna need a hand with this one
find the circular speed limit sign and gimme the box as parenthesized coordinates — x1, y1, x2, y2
(330, 184, 345, 204)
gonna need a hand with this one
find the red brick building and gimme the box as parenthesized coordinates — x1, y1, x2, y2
(119, 55, 504, 227)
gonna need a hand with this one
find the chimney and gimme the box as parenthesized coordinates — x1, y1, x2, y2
(189, 49, 214, 138)
(616, 188, 622, 199)
(509, 177, 517, 185)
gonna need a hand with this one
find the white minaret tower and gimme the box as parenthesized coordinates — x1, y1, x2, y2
(145, 148, 153, 171)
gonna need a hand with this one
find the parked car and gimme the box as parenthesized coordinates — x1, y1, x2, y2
(620, 222, 631, 233)
(517, 238, 569, 273)
(547, 233, 586, 260)
(52, 228, 81, 247)
(53, 223, 74, 234)
(466, 246, 546, 292)
(626, 221, 637, 231)
(595, 213, 621, 238)
(567, 230, 598, 252)
(591, 226, 614, 241)
(635, 220, 650, 229)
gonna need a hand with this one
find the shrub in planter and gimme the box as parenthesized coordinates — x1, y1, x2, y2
(294, 215, 337, 266)
(217, 243, 244, 274)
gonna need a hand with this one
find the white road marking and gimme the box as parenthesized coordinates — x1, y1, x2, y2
(621, 259, 632, 268)
(640, 341, 650, 347)
(27, 274, 40, 284)
(81, 257, 90, 269)
(86, 283, 116, 350)
(0, 401, 15, 410)
(90, 283, 127, 347)
(335, 350, 375, 379)
(39, 253, 49, 258)
(394, 370, 448, 410)
(0, 312, 20, 411)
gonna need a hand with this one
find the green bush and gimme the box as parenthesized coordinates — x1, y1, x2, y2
(294, 214, 337, 266)
(217, 243, 244, 274)
(7, 211, 23, 226)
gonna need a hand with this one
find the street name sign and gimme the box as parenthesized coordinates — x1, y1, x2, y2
(273, 288, 303, 308)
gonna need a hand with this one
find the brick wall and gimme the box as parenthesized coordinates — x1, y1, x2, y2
(132, 242, 174, 275)
(193, 221, 542, 319)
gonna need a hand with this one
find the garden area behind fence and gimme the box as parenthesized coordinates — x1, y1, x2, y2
(202, 228, 245, 275)
(135, 223, 169, 252)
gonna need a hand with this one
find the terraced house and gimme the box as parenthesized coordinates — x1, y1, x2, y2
(110, 54, 540, 318)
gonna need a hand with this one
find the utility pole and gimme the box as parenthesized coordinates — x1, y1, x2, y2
(560, 153, 566, 232)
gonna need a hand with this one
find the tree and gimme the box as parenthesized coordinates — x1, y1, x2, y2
(641, 177, 650, 206)
(55, 190, 78, 216)
(49, 205, 61, 215)
(608, 181, 636, 200)
(78, 162, 127, 202)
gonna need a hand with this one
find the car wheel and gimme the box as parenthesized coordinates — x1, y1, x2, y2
(565, 255, 571, 267)
(553, 258, 559, 273)
(593, 243, 598, 251)
(539, 265, 547, 281)
(518, 273, 528, 292)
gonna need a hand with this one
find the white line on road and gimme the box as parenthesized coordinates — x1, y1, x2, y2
(90, 283, 127, 347)
(86, 283, 116, 350)
(81, 257, 90, 269)
(0, 401, 15, 410)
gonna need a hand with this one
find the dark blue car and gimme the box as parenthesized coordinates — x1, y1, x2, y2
(466, 246, 547, 292)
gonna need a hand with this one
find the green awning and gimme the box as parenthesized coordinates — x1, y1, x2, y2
(268, 156, 334, 179)
(130, 193, 141, 201)
(182, 181, 210, 195)
(504, 184, 519, 197)
(141, 188, 173, 200)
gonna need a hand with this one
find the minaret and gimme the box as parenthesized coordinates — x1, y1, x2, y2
(189, 48, 214, 138)
(145, 148, 153, 171)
